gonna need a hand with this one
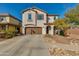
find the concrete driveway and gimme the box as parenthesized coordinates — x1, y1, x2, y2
(0, 35, 50, 56)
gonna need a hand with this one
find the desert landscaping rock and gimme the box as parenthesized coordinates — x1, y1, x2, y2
(43, 35, 79, 56)
(49, 48, 79, 56)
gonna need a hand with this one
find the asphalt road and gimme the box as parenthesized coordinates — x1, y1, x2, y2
(0, 35, 49, 56)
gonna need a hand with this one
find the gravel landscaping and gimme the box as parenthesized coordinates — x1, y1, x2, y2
(49, 48, 79, 56)
(43, 34, 79, 56)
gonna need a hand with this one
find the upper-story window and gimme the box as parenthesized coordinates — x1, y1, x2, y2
(54, 16, 57, 20)
(28, 13, 32, 21)
(54, 16, 58, 20)
(0, 17, 6, 22)
(48, 18, 50, 20)
(37, 14, 44, 20)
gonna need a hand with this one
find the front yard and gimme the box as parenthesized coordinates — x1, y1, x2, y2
(43, 34, 79, 56)
(0, 30, 79, 56)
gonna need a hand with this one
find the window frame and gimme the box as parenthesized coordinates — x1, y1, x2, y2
(27, 13, 32, 21)
(0, 17, 6, 22)
(54, 16, 56, 20)
(37, 14, 44, 20)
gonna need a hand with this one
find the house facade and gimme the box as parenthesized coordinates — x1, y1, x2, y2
(22, 7, 59, 35)
(0, 14, 22, 33)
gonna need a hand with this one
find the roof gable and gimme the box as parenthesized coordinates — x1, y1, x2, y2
(22, 7, 47, 14)
(22, 8, 37, 13)
(31, 7, 47, 14)
(0, 13, 21, 22)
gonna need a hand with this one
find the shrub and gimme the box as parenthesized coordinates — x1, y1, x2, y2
(0, 29, 16, 39)
(4, 30, 16, 39)
(60, 30, 64, 36)
(0, 30, 6, 38)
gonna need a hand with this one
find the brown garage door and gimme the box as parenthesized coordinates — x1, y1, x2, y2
(25, 27, 42, 34)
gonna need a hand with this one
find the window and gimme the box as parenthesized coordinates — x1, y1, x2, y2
(48, 18, 50, 20)
(48, 26, 51, 30)
(0, 25, 6, 30)
(47, 18, 50, 22)
(37, 14, 44, 20)
(0, 17, 6, 22)
(28, 13, 32, 21)
(2, 25, 6, 30)
(54, 16, 55, 20)
(54, 16, 57, 20)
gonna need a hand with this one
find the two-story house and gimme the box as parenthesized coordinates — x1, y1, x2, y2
(0, 13, 22, 33)
(22, 7, 59, 35)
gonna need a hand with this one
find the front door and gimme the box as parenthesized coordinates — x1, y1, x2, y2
(46, 26, 51, 34)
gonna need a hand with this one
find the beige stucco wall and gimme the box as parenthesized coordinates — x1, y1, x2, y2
(56, 16, 59, 19)
(9, 17, 21, 25)
(0, 17, 9, 23)
(48, 16, 55, 23)
(50, 25, 54, 35)
(0, 16, 21, 26)
(48, 16, 58, 35)
(22, 8, 58, 35)
(22, 9, 47, 27)
(0, 16, 21, 33)
(33, 9, 47, 27)
(22, 9, 47, 34)
(22, 10, 36, 27)
(8, 25, 16, 32)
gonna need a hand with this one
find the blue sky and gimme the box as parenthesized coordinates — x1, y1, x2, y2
(0, 3, 77, 20)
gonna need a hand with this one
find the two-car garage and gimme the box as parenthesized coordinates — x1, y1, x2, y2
(25, 27, 42, 34)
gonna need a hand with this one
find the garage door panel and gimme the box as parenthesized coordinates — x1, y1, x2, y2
(25, 27, 42, 34)
(26, 28, 31, 34)
(36, 28, 42, 34)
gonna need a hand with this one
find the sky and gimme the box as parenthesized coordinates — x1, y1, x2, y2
(0, 3, 77, 21)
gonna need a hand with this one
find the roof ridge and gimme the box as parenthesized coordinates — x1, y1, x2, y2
(31, 7, 48, 13)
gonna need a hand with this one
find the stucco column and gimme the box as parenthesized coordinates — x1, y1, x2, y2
(6, 25, 8, 31)
(22, 25, 25, 35)
(50, 25, 54, 35)
(42, 25, 46, 35)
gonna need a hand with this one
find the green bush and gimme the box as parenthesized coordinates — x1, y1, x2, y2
(0, 28, 21, 39)
(0, 30, 6, 33)
(60, 30, 64, 36)
(4, 30, 16, 39)
(0, 30, 16, 39)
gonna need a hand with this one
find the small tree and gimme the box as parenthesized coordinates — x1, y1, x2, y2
(53, 19, 70, 36)
(65, 4, 79, 27)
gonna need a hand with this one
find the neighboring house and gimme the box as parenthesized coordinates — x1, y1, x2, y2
(22, 7, 59, 35)
(0, 13, 22, 33)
